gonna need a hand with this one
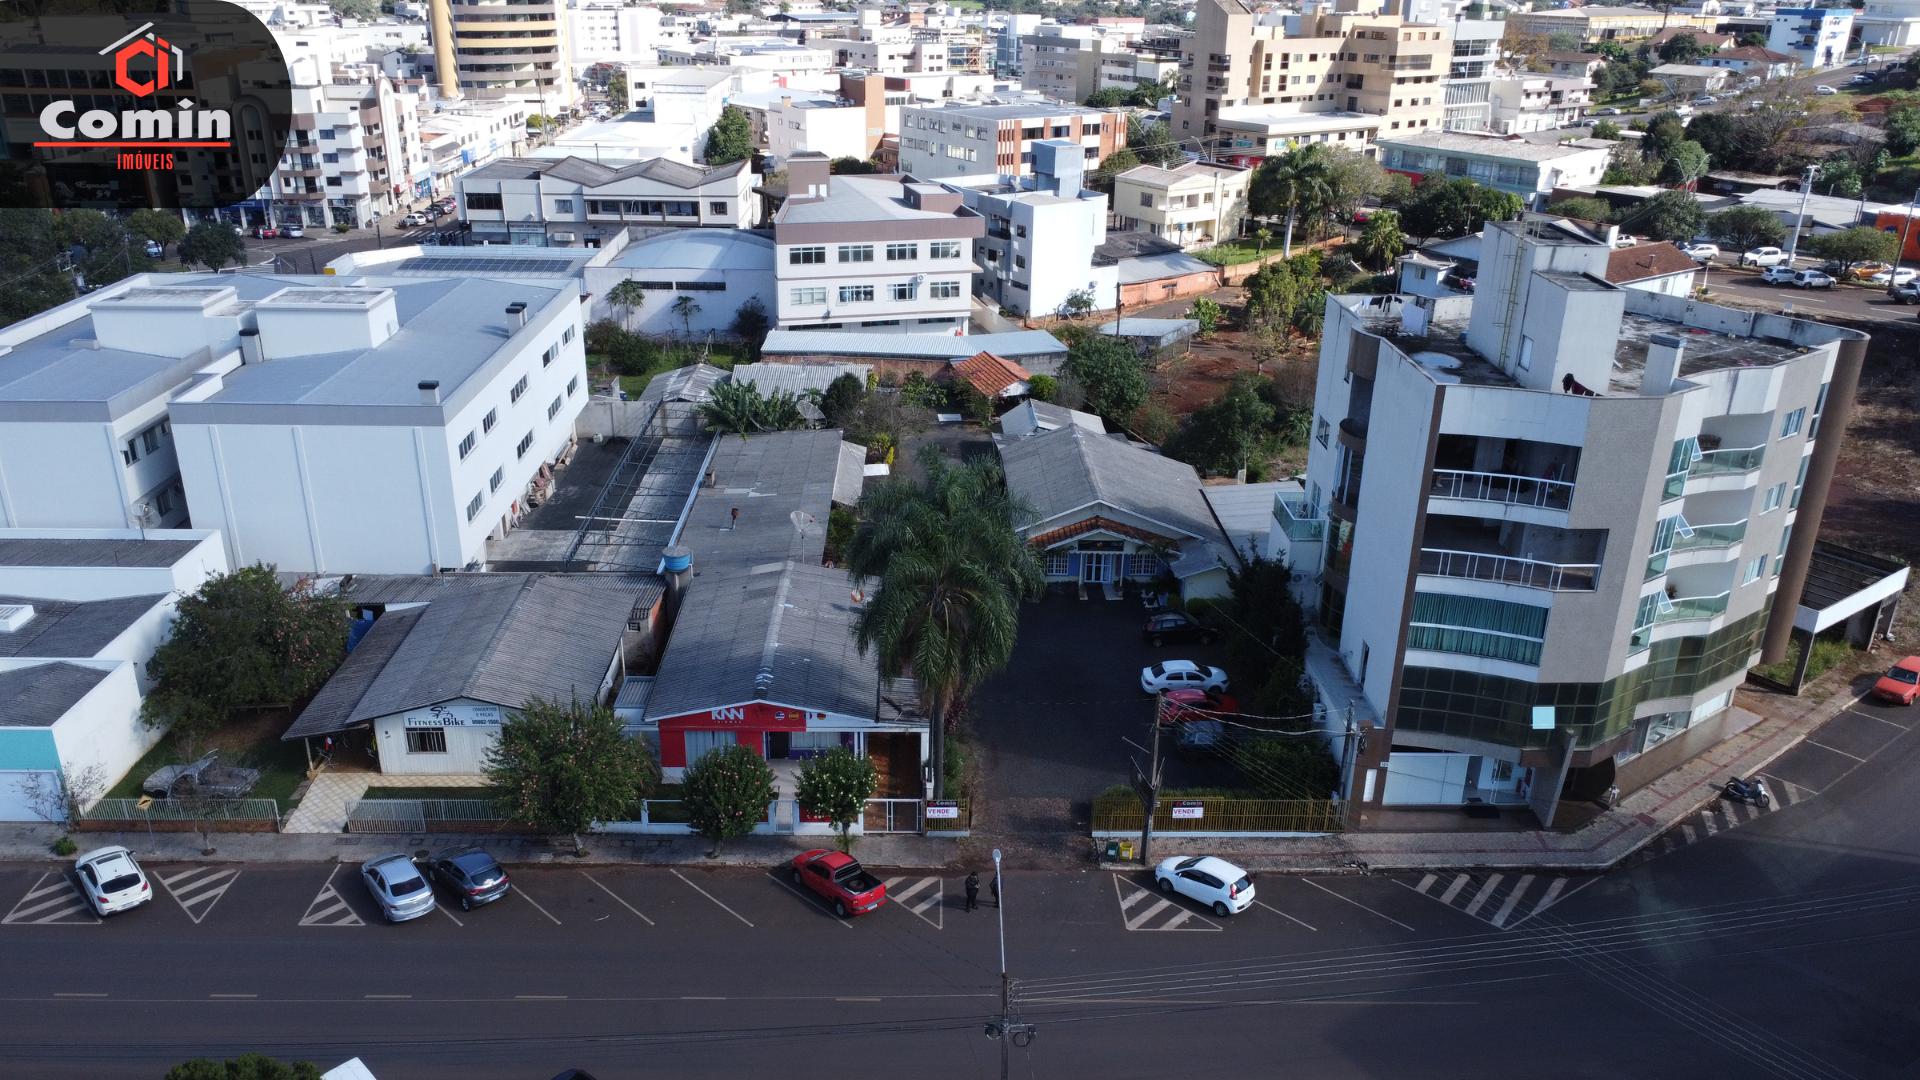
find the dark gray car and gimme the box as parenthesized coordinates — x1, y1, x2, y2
(426, 847, 511, 911)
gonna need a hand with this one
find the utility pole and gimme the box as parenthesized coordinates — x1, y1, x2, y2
(1136, 694, 1167, 864)
(983, 847, 1033, 1078)
(1783, 164, 1817, 268)
(1898, 184, 1920, 281)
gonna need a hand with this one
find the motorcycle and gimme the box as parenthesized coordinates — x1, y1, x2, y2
(1722, 776, 1771, 808)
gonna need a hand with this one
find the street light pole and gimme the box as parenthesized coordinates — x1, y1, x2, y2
(984, 847, 1032, 1079)
(1898, 184, 1920, 281)
(1783, 164, 1817, 268)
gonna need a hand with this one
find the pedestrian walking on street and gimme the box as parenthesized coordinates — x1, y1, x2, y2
(964, 871, 980, 912)
(990, 871, 1000, 908)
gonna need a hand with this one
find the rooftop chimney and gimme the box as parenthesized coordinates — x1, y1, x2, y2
(418, 379, 442, 404)
(506, 301, 528, 328)
(238, 328, 264, 366)
(1643, 332, 1685, 396)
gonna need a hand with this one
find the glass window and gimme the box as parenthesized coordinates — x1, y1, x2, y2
(510, 375, 529, 403)
(1779, 408, 1805, 439)
(567, 375, 579, 397)
(791, 287, 827, 305)
(547, 396, 563, 421)
(930, 281, 962, 299)
(1775, 525, 1789, 577)
(789, 245, 826, 264)
(1043, 552, 1069, 576)
(889, 282, 916, 301)
(929, 241, 961, 259)
(405, 729, 447, 753)
(490, 467, 504, 493)
(1762, 482, 1785, 512)
(517, 431, 534, 459)
(466, 492, 483, 521)
(1790, 457, 1807, 509)
(839, 285, 875, 303)
(554, 198, 573, 213)
(838, 244, 874, 263)
(710, 201, 727, 215)
(457, 431, 476, 459)
(1743, 556, 1766, 584)
(886, 242, 918, 261)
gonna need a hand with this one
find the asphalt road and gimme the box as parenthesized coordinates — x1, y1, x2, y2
(5, 677, 1920, 1079)
(1700, 264, 1920, 327)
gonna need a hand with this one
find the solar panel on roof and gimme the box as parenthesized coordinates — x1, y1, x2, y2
(393, 257, 577, 275)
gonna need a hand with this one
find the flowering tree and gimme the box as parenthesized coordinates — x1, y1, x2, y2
(485, 697, 656, 854)
(683, 744, 777, 856)
(795, 747, 878, 852)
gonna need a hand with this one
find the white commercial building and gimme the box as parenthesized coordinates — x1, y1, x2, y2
(772, 153, 984, 333)
(1376, 131, 1615, 209)
(1856, 0, 1920, 46)
(584, 229, 778, 337)
(897, 96, 1125, 180)
(1486, 75, 1593, 135)
(1209, 108, 1382, 167)
(458, 155, 755, 246)
(944, 141, 1116, 319)
(1443, 15, 1504, 132)
(566, 1, 681, 64)
(1767, 8, 1856, 68)
(768, 96, 875, 164)
(420, 99, 531, 199)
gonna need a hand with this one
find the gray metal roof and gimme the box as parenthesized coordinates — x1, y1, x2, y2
(1116, 251, 1217, 286)
(638, 363, 729, 406)
(465, 155, 747, 188)
(0, 594, 165, 658)
(834, 441, 867, 507)
(1096, 317, 1199, 337)
(282, 574, 662, 740)
(0, 536, 200, 569)
(776, 175, 969, 225)
(761, 329, 1066, 360)
(683, 430, 842, 575)
(0, 662, 110, 728)
(611, 230, 775, 272)
(643, 560, 920, 723)
(730, 362, 871, 401)
(1202, 480, 1293, 563)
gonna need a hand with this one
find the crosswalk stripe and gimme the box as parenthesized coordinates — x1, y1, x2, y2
(1533, 877, 1567, 913)
(1702, 814, 1721, 835)
(1118, 887, 1151, 912)
(12, 894, 83, 920)
(1438, 874, 1470, 904)
(1489, 875, 1534, 928)
(1161, 908, 1195, 931)
(299, 872, 364, 927)
(1127, 898, 1174, 929)
(1463, 875, 1501, 916)
(1415, 873, 1437, 895)
(888, 877, 938, 905)
(2, 874, 95, 925)
(1111, 876, 1222, 931)
(1682, 823, 1698, 844)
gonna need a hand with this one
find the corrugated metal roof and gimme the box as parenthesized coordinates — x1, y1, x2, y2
(0, 537, 200, 568)
(1117, 251, 1217, 286)
(638, 362, 729, 406)
(730, 361, 870, 404)
(0, 594, 165, 658)
(1202, 480, 1293, 563)
(834, 441, 867, 507)
(685, 429, 840, 575)
(0, 662, 109, 728)
(761, 330, 1066, 360)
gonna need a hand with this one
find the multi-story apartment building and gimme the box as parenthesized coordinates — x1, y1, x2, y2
(1767, 8, 1856, 68)
(458, 156, 755, 245)
(565, 1, 683, 64)
(813, 25, 949, 74)
(1856, 0, 1920, 46)
(1175, 0, 1452, 157)
(1486, 75, 1592, 135)
(944, 141, 1115, 319)
(1111, 160, 1251, 250)
(1375, 131, 1613, 208)
(420, 99, 529, 198)
(1274, 215, 1861, 824)
(1020, 22, 1143, 101)
(771, 153, 984, 333)
(898, 97, 1125, 180)
(1507, 5, 1720, 45)
(427, 0, 577, 112)
(1443, 14, 1503, 132)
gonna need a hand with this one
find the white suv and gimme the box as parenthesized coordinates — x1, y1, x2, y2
(1741, 246, 1789, 268)
(1140, 660, 1229, 694)
(1154, 855, 1256, 917)
(74, 846, 151, 916)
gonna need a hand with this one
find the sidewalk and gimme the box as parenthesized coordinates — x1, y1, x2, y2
(1125, 679, 1859, 874)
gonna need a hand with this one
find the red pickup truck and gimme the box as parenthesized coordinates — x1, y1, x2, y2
(791, 849, 888, 918)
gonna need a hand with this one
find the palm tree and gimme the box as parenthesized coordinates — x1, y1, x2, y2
(671, 295, 700, 338)
(1353, 210, 1406, 270)
(607, 279, 647, 332)
(1252, 226, 1273, 254)
(1249, 144, 1334, 259)
(849, 449, 1044, 799)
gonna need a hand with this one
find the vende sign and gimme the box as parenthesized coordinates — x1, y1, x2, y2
(926, 801, 960, 820)
(1170, 802, 1205, 820)
(659, 702, 823, 731)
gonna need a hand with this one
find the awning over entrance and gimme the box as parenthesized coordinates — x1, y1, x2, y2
(1793, 540, 1908, 637)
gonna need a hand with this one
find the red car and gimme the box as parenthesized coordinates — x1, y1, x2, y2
(1871, 656, 1920, 705)
(790, 849, 887, 918)
(1163, 688, 1241, 715)
(252, 225, 277, 239)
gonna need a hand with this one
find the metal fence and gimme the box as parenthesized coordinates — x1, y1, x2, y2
(346, 798, 512, 834)
(80, 798, 281, 831)
(863, 798, 923, 834)
(1091, 795, 1344, 836)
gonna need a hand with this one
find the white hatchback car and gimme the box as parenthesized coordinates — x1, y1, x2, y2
(1141, 660, 1229, 694)
(1680, 242, 1719, 262)
(1792, 268, 1836, 289)
(1155, 855, 1255, 917)
(74, 846, 151, 916)
(1760, 265, 1799, 285)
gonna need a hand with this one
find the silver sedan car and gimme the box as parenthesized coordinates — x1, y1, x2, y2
(360, 854, 436, 923)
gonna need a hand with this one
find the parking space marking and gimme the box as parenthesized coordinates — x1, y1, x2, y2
(515, 886, 562, 926)
(1802, 738, 1867, 763)
(1846, 708, 1912, 730)
(1401, 872, 1592, 931)
(156, 867, 239, 925)
(3, 873, 98, 926)
(435, 904, 464, 927)
(765, 872, 852, 929)
(671, 869, 754, 928)
(578, 872, 653, 926)
(1252, 899, 1316, 931)
(1298, 878, 1418, 932)
(883, 876, 944, 929)
(298, 866, 364, 928)
(1111, 875, 1220, 932)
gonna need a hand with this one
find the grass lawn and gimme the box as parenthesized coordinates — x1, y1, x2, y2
(362, 786, 503, 802)
(1192, 242, 1273, 267)
(105, 709, 310, 809)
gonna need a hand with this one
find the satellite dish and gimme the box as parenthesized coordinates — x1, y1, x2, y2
(790, 510, 819, 538)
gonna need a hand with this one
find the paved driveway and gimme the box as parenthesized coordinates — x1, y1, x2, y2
(969, 594, 1239, 847)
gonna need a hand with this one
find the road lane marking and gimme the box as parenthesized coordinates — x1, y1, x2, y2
(1463, 876, 1501, 917)
(1254, 899, 1317, 931)
(363, 994, 412, 999)
(157, 867, 240, 925)
(1109, 875, 1219, 931)
(836, 997, 882, 1002)
(681, 996, 726, 1001)
(514, 886, 562, 926)
(514, 995, 567, 1000)
(1299, 877, 1418, 932)
(765, 872, 852, 929)
(1438, 875, 1469, 904)
(672, 869, 754, 928)
(882, 876, 944, 928)
(435, 904, 463, 927)
(299, 865, 363, 928)
(1803, 738, 1867, 762)
(1489, 876, 1534, 929)
(209, 993, 256, 999)
(53, 992, 107, 998)
(578, 872, 654, 926)
(3, 873, 98, 925)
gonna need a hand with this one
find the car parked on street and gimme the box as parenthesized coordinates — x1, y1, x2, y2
(142, 240, 163, 258)
(252, 225, 277, 239)
(1872, 656, 1920, 705)
(1154, 855, 1255, 916)
(425, 847, 511, 911)
(74, 846, 150, 917)
(1174, 718, 1230, 755)
(1143, 611, 1218, 647)
(1141, 660, 1229, 694)
(1680, 242, 1719, 262)
(1691, 94, 1717, 106)
(791, 850, 887, 917)
(1740, 246, 1789, 268)
(361, 854, 435, 922)
(1866, 267, 1916, 287)
(281, 223, 305, 239)
(1792, 269, 1836, 289)
(401, 212, 428, 227)
(1760, 265, 1799, 285)
(1163, 687, 1241, 715)
(1889, 280, 1920, 304)
(1815, 84, 1839, 95)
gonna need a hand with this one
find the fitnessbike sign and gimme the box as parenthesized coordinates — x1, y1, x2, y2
(1, 0, 292, 210)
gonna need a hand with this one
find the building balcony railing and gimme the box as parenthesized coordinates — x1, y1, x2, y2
(1418, 548, 1600, 592)
(1274, 495, 1328, 541)
(1688, 444, 1764, 478)
(1672, 519, 1747, 553)
(1429, 469, 1573, 512)
(1656, 591, 1731, 624)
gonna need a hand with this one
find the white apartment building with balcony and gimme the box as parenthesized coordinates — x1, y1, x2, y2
(427, 0, 577, 111)
(943, 141, 1116, 319)
(1486, 74, 1592, 135)
(421, 99, 530, 198)
(458, 155, 755, 245)
(1767, 8, 1856, 69)
(772, 154, 984, 333)
(1442, 14, 1503, 132)
(1273, 215, 1860, 826)
(1110, 160, 1251, 250)
(898, 97, 1125, 180)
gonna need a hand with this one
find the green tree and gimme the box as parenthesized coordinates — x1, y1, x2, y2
(326, 0, 377, 18)
(1237, 736, 1341, 800)
(1126, 116, 1181, 167)
(142, 566, 349, 756)
(178, 220, 246, 271)
(1352, 209, 1406, 269)
(1242, 250, 1326, 336)
(850, 450, 1042, 799)
(682, 744, 776, 856)
(1802, 226, 1899, 274)
(1188, 296, 1223, 336)
(1163, 373, 1276, 476)
(1380, 171, 1416, 209)
(1708, 205, 1788, 253)
(794, 746, 878, 852)
(1684, 112, 1741, 169)
(1643, 112, 1688, 162)
(1884, 106, 1920, 156)
(0, 210, 77, 322)
(1060, 287, 1096, 319)
(1547, 196, 1615, 223)
(1084, 86, 1128, 107)
(1657, 33, 1707, 63)
(1026, 373, 1058, 402)
(1062, 333, 1148, 426)
(818, 371, 866, 428)
(730, 296, 771, 358)
(1816, 157, 1863, 198)
(697, 380, 809, 435)
(1547, 30, 1579, 52)
(672, 294, 701, 337)
(1219, 556, 1311, 717)
(703, 104, 754, 166)
(829, 156, 880, 174)
(1248, 143, 1333, 257)
(607, 70, 628, 108)
(165, 1055, 321, 1080)
(1625, 189, 1705, 242)
(1659, 139, 1711, 188)
(485, 696, 657, 856)
(1398, 174, 1523, 243)
(1089, 145, 1141, 192)
(126, 209, 186, 254)
(1318, 146, 1388, 232)
(607, 278, 648, 332)
(54, 209, 149, 289)
(1737, 31, 1768, 47)
(1589, 120, 1623, 142)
